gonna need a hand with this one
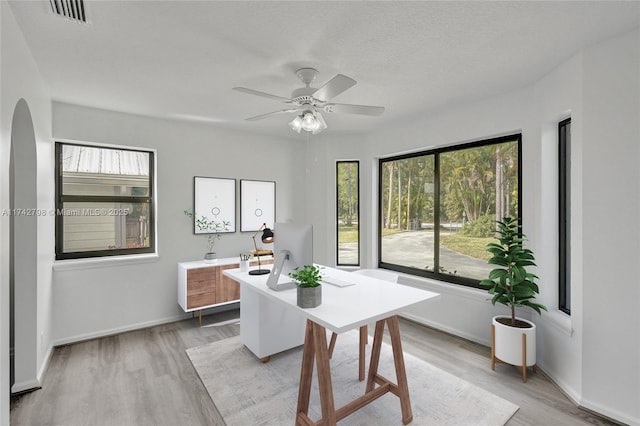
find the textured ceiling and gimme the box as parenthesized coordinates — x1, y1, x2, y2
(8, 1, 640, 140)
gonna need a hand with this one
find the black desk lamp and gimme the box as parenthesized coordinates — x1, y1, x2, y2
(249, 223, 274, 275)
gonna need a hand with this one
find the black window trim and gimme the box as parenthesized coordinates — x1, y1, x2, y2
(558, 118, 571, 315)
(336, 160, 360, 267)
(377, 133, 522, 288)
(55, 141, 156, 260)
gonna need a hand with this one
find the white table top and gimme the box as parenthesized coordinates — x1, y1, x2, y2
(178, 255, 273, 269)
(224, 265, 440, 334)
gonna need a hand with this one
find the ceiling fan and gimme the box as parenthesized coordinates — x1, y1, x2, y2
(233, 68, 384, 134)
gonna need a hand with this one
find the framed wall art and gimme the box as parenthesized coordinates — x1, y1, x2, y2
(240, 179, 275, 232)
(193, 176, 236, 234)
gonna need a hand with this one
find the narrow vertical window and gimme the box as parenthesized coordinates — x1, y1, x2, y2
(559, 118, 571, 314)
(336, 161, 359, 266)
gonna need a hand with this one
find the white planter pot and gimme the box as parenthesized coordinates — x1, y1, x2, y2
(492, 315, 536, 368)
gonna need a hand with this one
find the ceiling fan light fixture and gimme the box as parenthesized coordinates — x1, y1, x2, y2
(235, 69, 382, 136)
(288, 116, 303, 133)
(312, 111, 327, 135)
(301, 111, 317, 132)
(288, 110, 327, 135)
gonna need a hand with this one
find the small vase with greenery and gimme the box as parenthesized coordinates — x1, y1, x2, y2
(479, 217, 547, 327)
(289, 264, 323, 308)
(184, 209, 230, 261)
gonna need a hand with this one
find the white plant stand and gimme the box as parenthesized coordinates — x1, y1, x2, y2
(491, 315, 537, 383)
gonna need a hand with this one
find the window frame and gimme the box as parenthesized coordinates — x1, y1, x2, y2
(558, 118, 571, 314)
(55, 141, 156, 260)
(336, 160, 360, 266)
(377, 134, 522, 288)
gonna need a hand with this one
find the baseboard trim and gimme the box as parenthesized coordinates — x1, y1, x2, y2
(51, 313, 191, 347)
(37, 344, 54, 385)
(579, 397, 638, 426)
(530, 366, 628, 425)
(51, 303, 239, 347)
(399, 312, 491, 347)
(11, 379, 41, 395)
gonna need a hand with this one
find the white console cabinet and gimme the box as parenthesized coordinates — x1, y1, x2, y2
(178, 258, 242, 325)
(178, 257, 271, 325)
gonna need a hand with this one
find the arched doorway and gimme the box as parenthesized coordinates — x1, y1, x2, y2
(10, 98, 39, 394)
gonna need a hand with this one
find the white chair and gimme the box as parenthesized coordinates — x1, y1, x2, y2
(328, 269, 399, 380)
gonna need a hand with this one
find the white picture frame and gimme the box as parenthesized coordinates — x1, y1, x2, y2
(240, 179, 275, 232)
(194, 176, 236, 234)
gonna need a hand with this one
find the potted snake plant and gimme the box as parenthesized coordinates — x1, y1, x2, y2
(479, 217, 547, 382)
(289, 264, 322, 308)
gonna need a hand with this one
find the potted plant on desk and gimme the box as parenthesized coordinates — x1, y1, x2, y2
(479, 217, 547, 382)
(289, 264, 323, 308)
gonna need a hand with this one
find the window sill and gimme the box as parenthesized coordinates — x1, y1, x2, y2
(397, 274, 489, 302)
(336, 265, 360, 272)
(53, 253, 159, 272)
(543, 309, 573, 336)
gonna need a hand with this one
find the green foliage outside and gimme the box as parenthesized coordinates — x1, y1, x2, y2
(440, 233, 493, 261)
(338, 225, 359, 243)
(459, 214, 496, 238)
(337, 162, 360, 263)
(337, 162, 359, 227)
(380, 141, 518, 231)
(381, 228, 404, 238)
(377, 140, 520, 272)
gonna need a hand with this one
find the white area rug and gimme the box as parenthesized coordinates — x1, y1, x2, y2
(186, 331, 518, 425)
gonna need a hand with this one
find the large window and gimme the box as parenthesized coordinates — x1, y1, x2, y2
(379, 135, 521, 287)
(559, 118, 571, 314)
(55, 142, 155, 260)
(336, 161, 359, 266)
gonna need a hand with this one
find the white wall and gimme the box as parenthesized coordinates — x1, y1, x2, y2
(580, 29, 639, 423)
(314, 28, 640, 424)
(51, 103, 307, 344)
(305, 133, 367, 266)
(533, 51, 584, 406)
(1, 2, 54, 422)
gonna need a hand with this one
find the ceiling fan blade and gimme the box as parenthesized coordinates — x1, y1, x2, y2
(323, 103, 385, 116)
(312, 74, 357, 101)
(233, 87, 292, 102)
(245, 109, 299, 121)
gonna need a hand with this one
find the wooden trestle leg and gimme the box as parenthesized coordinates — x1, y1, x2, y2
(296, 316, 413, 426)
(296, 320, 315, 423)
(387, 315, 413, 424)
(296, 320, 337, 425)
(358, 325, 368, 381)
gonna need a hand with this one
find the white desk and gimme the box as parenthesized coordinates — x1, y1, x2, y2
(224, 266, 440, 425)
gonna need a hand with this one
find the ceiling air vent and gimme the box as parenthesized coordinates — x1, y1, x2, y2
(49, 0, 88, 24)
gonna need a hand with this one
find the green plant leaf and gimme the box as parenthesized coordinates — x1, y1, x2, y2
(288, 264, 322, 288)
(480, 216, 547, 317)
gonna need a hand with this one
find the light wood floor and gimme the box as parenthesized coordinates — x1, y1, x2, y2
(11, 310, 618, 425)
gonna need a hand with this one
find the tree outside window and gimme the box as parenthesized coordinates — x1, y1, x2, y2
(379, 135, 521, 286)
(337, 161, 359, 266)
